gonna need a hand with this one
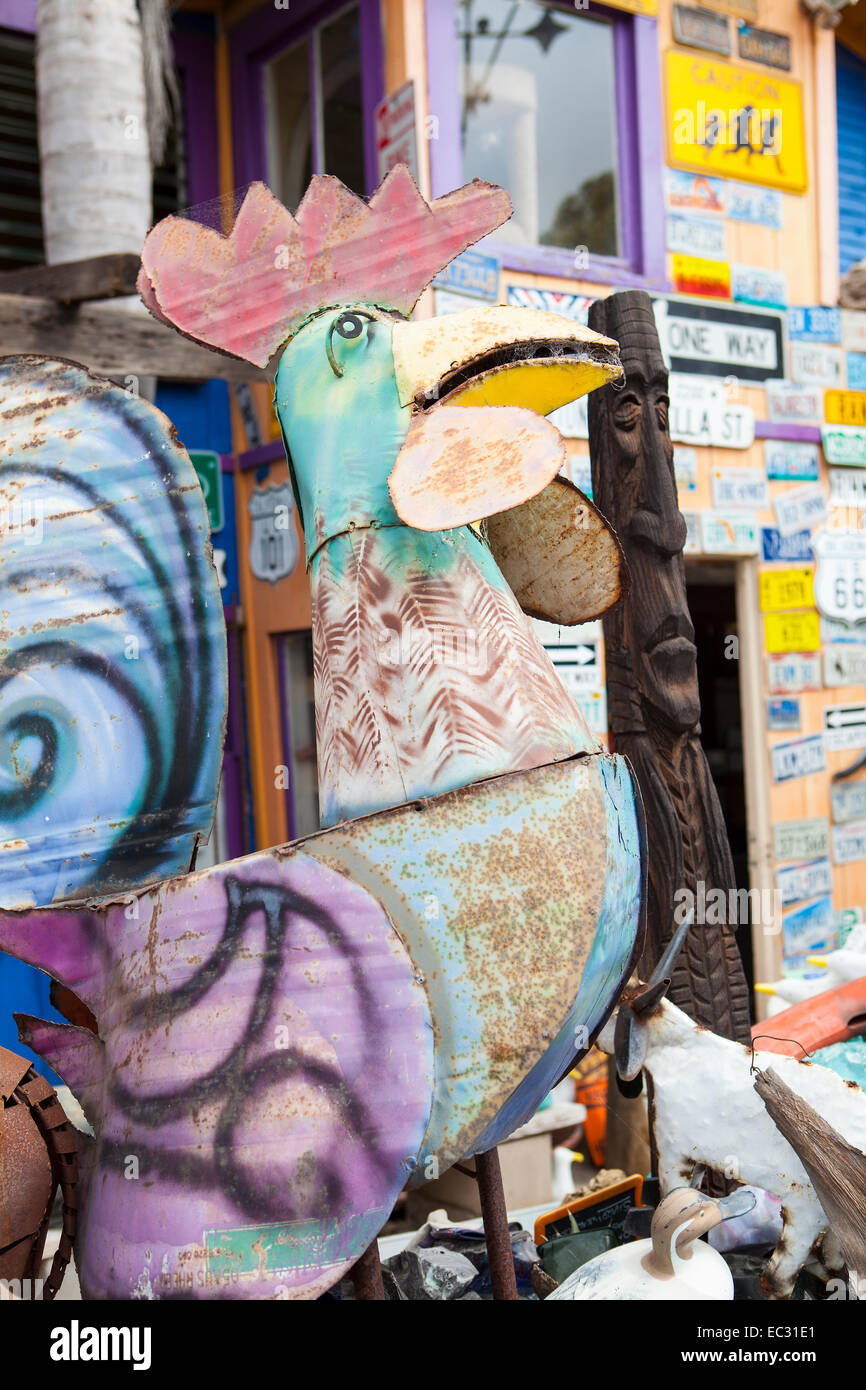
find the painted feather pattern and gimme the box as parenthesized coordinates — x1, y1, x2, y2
(311, 527, 598, 827)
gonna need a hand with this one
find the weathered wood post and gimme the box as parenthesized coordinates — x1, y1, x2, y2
(588, 289, 751, 1046)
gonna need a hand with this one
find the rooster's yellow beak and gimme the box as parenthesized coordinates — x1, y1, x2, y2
(392, 304, 621, 414)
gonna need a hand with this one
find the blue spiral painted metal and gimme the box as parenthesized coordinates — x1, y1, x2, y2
(0, 356, 227, 908)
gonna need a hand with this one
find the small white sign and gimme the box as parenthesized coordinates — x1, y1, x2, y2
(701, 511, 759, 554)
(669, 373, 726, 402)
(823, 701, 866, 752)
(832, 819, 866, 865)
(674, 445, 698, 490)
(813, 526, 866, 625)
(822, 424, 866, 467)
(765, 381, 823, 423)
(247, 483, 299, 584)
(765, 440, 820, 481)
(767, 652, 822, 693)
(773, 484, 828, 538)
(822, 615, 866, 645)
(829, 469, 866, 509)
(774, 817, 830, 863)
(776, 857, 834, 906)
(670, 401, 755, 449)
(682, 510, 701, 554)
(842, 309, 866, 354)
(543, 638, 603, 693)
(666, 211, 727, 259)
(732, 264, 788, 309)
(574, 687, 608, 737)
(561, 453, 593, 496)
(790, 342, 844, 388)
(375, 80, 419, 181)
(831, 781, 866, 824)
(549, 394, 589, 440)
(771, 733, 827, 782)
(824, 644, 866, 687)
(711, 467, 770, 510)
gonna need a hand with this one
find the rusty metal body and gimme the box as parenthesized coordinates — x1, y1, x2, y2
(0, 752, 642, 1299)
(0, 1045, 77, 1299)
(0, 167, 645, 1299)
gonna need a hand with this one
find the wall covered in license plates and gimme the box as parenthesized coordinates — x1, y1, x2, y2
(213, 0, 866, 992)
(417, 0, 866, 989)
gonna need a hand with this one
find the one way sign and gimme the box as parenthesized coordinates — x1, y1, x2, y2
(543, 639, 602, 693)
(823, 702, 866, 752)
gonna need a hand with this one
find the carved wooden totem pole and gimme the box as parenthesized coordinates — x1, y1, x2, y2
(588, 290, 750, 1045)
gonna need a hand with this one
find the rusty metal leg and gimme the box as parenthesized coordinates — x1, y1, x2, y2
(349, 1238, 386, 1300)
(475, 1147, 518, 1301)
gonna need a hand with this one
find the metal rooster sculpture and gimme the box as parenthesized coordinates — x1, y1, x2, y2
(0, 168, 645, 1299)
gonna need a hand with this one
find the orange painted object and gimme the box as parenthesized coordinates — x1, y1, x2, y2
(751, 976, 866, 1058)
(534, 1173, 644, 1247)
(572, 1047, 609, 1168)
(579, 1087, 608, 1169)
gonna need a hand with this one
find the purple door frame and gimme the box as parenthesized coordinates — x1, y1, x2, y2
(425, 0, 667, 289)
(228, 0, 385, 193)
(174, 24, 221, 208)
(0, 0, 36, 32)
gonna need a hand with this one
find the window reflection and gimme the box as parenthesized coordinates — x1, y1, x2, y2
(459, 0, 620, 256)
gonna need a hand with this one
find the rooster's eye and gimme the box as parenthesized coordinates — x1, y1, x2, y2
(326, 310, 374, 377)
(335, 313, 365, 340)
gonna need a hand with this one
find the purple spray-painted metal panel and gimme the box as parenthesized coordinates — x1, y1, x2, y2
(6, 851, 434, 1300)
(0, 749, 642, 1296)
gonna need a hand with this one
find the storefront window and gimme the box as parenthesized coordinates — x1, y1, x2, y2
(458, 0, 620, 255)
(265, 2, 364, 210)
(280, 632, 320, 839)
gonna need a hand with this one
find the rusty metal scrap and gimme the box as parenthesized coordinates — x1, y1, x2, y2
(0, 1044, 77, 1298)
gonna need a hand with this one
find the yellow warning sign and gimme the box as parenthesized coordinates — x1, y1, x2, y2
(665, 49, 808, 194)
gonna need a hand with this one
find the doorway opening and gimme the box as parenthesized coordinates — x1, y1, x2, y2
(685, 561, 754, 996)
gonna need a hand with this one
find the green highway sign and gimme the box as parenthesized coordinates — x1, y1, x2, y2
(190, 450, 224, 533)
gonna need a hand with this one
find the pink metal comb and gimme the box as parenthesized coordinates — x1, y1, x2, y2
(138, 166, 512, 368)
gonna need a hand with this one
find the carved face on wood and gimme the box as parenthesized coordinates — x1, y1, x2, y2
(589, 293, 700, 733)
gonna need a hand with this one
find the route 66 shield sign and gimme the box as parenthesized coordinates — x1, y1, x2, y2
(248, 482, 299, 584)
(813, 526, 866, 626)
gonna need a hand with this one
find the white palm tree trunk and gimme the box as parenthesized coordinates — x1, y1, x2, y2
(36, 0, 152, 265)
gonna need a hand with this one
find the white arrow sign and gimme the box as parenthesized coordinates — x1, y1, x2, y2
(824, 702, 866, 751)
(827, 707, 866, 726)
